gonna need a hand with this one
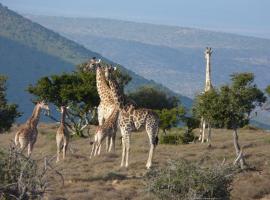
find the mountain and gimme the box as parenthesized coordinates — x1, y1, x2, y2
(26, 15, 270, 97)
(25, 15, 270, 128)
(0, 4, 191, 122)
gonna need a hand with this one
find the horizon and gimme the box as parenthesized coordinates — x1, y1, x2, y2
(0, 0, 269, 39)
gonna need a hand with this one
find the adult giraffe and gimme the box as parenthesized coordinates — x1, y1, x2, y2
(199, 47, 213, 146)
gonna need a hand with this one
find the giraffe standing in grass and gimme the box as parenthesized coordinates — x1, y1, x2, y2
(199, 47, 213, 146)
(107, 70, 159, 169)
(90, 107, 119, 158)
(95, 62, 118, 152)
(15, 101, 50, 156)
(56, 106, 69, 162)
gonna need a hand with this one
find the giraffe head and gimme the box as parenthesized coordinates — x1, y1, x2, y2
(84, 57, 101, 71)
(36, 100, 50, 116)
(205, 47, 213, 60)
(37, 101, 49, 110)
(104, 65, 117, 80)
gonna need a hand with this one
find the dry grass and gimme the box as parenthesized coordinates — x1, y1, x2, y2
(0, 123, 270, 200)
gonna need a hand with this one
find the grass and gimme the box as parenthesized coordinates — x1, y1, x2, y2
(0, 123, 270, 199)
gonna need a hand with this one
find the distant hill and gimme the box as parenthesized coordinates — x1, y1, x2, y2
(0, 4, 191, 121)
(25, 15, 270, 128)
(27, 15, 270, 97)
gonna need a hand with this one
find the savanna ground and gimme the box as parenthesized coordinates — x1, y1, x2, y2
(0, 124, 270, 200)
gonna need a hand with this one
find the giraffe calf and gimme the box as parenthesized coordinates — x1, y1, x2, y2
(90, 108, 119, 158)
(56, 106, 69, 162)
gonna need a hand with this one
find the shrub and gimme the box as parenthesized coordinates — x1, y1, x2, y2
(0, 143, 63, 199)
(146, 159, 234, 200)
(159, 129, 195, 145)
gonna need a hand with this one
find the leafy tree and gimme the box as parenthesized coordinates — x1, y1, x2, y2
(156, 106, 186, 134)
(28, 71, 99, 137)
(193, 73, 266, 169)
(0, 75, 20, 133)
(128, 86, 178, 110)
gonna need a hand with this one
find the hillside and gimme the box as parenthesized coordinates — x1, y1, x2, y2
(0, 4, 191, 121)
(27, 15, 270, 97)
(1, 125, 270, 199)
(26, 15, 270, 128)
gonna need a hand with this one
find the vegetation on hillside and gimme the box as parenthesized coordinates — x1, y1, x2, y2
(0, 75, 20, 133)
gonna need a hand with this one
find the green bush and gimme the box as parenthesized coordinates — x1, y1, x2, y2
(159, 129, 195, 145)
(146, 159, 234, 200)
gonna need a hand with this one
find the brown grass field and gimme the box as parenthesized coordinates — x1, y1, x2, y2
(0, 123, 270, 200)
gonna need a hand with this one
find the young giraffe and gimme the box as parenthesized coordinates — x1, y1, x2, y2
(90, 107, 119, 158)
(15, 101, 50, 156)
(107, 70, 159, 169)
(56, 106, 69, 162)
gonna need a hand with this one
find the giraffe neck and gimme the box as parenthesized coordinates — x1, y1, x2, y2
(205, 55, 212, 92)
(96, 67, 114, 103)
(60, 107, 67, 125)
(108, 77, 125, 108)
(30, 105, 41, 128)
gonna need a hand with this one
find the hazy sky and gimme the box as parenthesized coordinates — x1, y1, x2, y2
(1, 0, 269, 38)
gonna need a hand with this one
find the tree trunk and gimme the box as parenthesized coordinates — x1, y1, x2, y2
(232, 127, 246, 169)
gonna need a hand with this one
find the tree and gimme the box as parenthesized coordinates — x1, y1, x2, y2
(156, 107, 186, 134)
(28, 71, 99, 137)
(128, 86, 178, 110)
(193, 73, 266, 169)
(0, 75, 20, 133)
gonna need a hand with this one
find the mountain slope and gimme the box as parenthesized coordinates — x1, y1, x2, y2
(26, 15, 270, 98)
(25, 15, 270, 128)
(0, 4, 191, 121)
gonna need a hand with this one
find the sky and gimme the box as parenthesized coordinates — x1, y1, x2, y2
(1, 0, 270, 39)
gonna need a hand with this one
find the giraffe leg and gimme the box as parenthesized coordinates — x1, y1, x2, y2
(201, 120, 206, 143)
(63, 141, 68, 160)
(146, 122, 158, 169)
(207, 123, 212, 147)
(105, 137, 109, 152)
(97, 143, 102, 156)
(94, 143, 99, 156)
(120, 135, 126, 167)
(198, 117, 204, 142)
(28, 142, 33, 157)
(125, 134, 131, 168)
(108, 134, 115, 152)
(90, 142, 96, 159)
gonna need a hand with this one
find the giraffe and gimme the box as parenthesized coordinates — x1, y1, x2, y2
(90, 107, 119, 158)
(106, 70, 159, 169)
(15, 101, 50, 156)
(95, 62, 119, 152)
(56, 106, 69, 162)
(199, 47, 213, 145)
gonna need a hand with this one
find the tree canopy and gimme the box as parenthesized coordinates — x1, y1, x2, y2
(128, 86, 178, 110)
(0, 75, 20, 133)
